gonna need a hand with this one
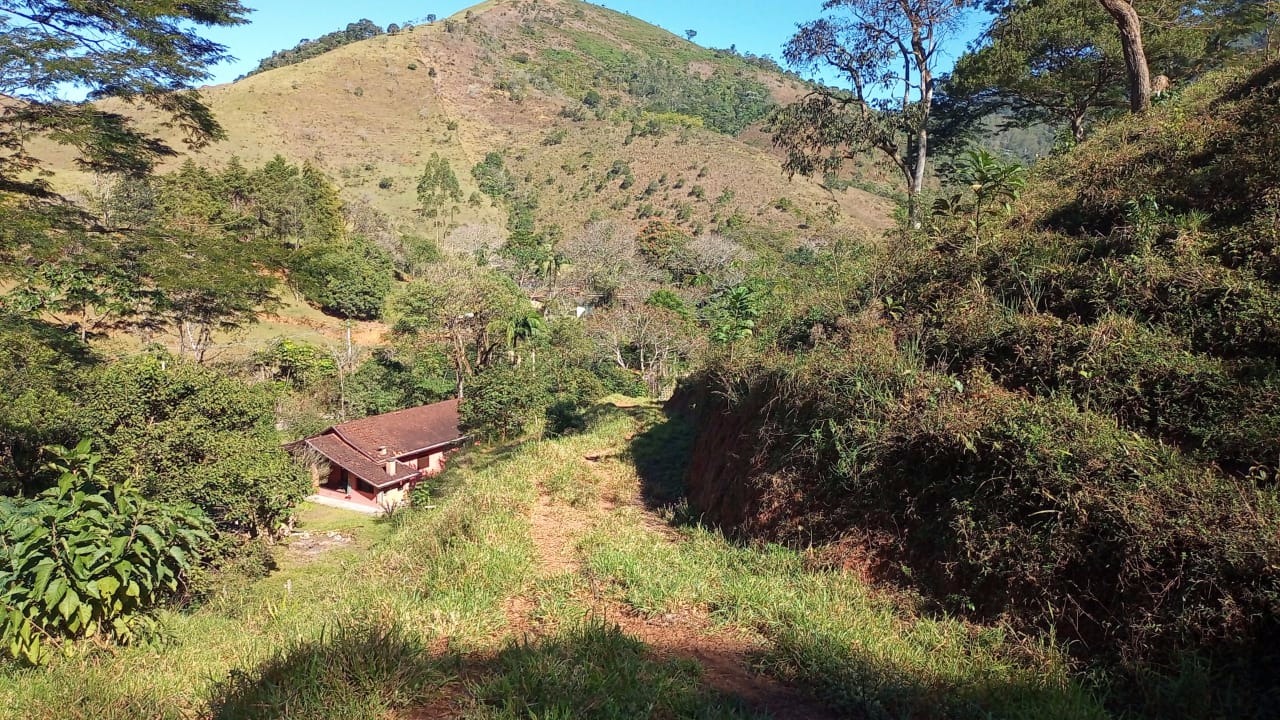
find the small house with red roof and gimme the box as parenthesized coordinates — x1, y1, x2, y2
(293, 400, 467, 508)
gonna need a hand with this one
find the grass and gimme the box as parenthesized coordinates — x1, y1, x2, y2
(580, 516, 1105, 719)
(1, 400, 1110, 719)
(469, 621, 760, 720)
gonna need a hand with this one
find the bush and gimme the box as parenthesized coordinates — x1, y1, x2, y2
(675, 62, 1280, 713)
(0, 442, 212, 664)
(82, 353, 310, 536)
(253, 337, 337, 388)
(460, 364, 549, 441)
(345, 348, 455, 418)
(291, 239, 394, 320)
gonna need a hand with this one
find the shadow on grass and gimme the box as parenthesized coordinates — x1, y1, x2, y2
(207, 621, 458, 720)
(756, 622, 1108, 720)
(468, 620, 760, 720)
(626, 411, 696, 511)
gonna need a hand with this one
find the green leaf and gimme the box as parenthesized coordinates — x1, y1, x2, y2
(136, 524, 164, 550)
(43, 577, 66, 613)
(96, 576, 120, 599)
(31, 559, 55, 598)
(58, 587, 80, 622)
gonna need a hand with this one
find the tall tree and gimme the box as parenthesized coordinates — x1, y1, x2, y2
(391, 266, 527, 398)
(955, 0, 1272, 139)
(953, 0, 1128, 141)
(0, 0, 248, 198)
(772, 0, 972, 226)
(417, 153, 463, 221)
(1095, 0, 1153, 112)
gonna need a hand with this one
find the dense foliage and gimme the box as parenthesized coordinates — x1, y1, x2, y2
(612, 57, 774, 135)
(1, 443, 212, 665)
(678, 60, 1280, 714)
(82, 354, 310, 536)
(951, 0, 1266, 141)
(0, 0, 247, 198)
(290, 238, 395, 321)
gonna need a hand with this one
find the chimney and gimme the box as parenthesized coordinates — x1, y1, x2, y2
(386, 459, 397, 475)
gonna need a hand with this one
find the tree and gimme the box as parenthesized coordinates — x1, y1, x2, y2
(952, 0, 1128, 141)
(491, 310, 548, 366)
(0, 0, 248, 198)
(299, 162, 345, 244)
(251, 155, 306, 244)
(1095, 0, 1153, 112)
(291, 241, 394, 321)
(459, 363, 548, 441)
(955, 0, 1260, 140)
(147, 160, 282, 361)
(417, 153, 463, 236)
(592, 302, 695, 397)
(772, 0, 972, 226)
(391, 265, 528, 398)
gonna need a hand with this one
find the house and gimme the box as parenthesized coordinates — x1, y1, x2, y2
(293, 400, 466, 508)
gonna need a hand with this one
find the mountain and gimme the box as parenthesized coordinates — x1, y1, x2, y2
(36, 0, 892, 249)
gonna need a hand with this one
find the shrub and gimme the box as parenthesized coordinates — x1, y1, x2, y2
(0, 442, 213, 664)
(636, 220, 691, 266)
(253, 337, 337, 388)
(82, 354, 310, 536)
(471, 152, 515, 202)
(460, 364, 549, 441)
(291, 239, 395, 321)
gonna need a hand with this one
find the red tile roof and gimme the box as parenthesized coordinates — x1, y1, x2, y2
(330, 399, 464, 460)
(304, 433, 418, 490)
(292, 400, 467, 491)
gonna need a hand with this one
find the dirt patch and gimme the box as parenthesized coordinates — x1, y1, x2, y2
(516, 472, 842, 720)
(286, 530, 354, 557)
(528, 491, 591, 577)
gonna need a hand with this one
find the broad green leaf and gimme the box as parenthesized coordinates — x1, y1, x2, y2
(43, 578, 66, 613)
(58, 588, 80, 622)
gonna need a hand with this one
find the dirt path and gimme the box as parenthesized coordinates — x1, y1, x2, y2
(515, 472, 844, 720)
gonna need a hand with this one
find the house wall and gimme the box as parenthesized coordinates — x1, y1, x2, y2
(402, 447, 454, 476)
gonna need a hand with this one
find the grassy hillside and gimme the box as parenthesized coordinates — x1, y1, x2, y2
(0, 401, 1103, 719)
(33, 0, 890, 252)
(673, 57, 1280, 717)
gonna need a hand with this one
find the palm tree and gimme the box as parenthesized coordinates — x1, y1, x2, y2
(490, 311, 547, 367)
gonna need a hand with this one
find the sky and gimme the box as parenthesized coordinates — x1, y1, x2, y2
(201, 1, 987, 86)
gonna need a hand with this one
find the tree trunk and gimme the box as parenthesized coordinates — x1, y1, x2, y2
(1096, 0, 1152, 113)
(1070, 112, 1087, 143)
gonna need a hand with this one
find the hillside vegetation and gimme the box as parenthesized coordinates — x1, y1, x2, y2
(675, 59, 1280, 717)
(33, 0, 889, 250)
(5, 0, 1279, 717)
(1, 402, 1108, 720)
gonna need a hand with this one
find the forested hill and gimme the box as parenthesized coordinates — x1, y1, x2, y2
(239, 18, 386, 79)
(34, 0, 891, 249)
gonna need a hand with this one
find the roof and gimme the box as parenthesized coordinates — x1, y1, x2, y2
(330, 399, 464, 459)
(304, 434, 418, 490)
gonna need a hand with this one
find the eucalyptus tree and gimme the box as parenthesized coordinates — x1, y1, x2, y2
(772, 0, 973, 226)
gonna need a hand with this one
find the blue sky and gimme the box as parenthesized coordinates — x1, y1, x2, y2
(202, 1, 986, 86)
